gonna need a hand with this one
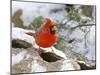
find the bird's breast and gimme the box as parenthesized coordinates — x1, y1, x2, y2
(35, 33, 57, 48)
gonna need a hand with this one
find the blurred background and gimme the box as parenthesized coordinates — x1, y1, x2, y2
(12, 1, 96, 66)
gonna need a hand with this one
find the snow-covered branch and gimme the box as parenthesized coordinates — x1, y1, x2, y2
(71, 24, 96, 30)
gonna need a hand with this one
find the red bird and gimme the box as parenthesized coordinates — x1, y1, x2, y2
(26, 18, 58, 48)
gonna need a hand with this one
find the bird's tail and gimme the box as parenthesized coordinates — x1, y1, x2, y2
(26, 32, 35, 37)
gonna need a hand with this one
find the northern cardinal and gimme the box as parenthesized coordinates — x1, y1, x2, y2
(26, 18, 58, 49)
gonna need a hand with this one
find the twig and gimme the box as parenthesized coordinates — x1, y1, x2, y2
(71, 24, 96, 30)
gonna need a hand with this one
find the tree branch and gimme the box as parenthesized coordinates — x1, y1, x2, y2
(71, 24, 96, 30)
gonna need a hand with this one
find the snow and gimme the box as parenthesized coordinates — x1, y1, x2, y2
(66, 20, 79, 28)
(52, 47, 67, 59)
(12, 27, 34, 38)
(12, 1, 66, 26)
(71, 26, 95, 60)
(61, 60, 75, 70)
(60, 15, 95, 60)
(12, 1, 96, 61)
(12, 27, 36, 47)
(12, 50, 27, 66)
(70, 28, 85, 39)
(85, 26, 95, 60)
(31, 60, 46, 72)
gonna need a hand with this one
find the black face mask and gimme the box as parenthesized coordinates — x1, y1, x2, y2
(49, 25, 57, 35)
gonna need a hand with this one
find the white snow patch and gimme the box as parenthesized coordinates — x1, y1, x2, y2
(52, 47, 67, 59)
(31, 60, 46, 72)
(66, 20, 79, 27)
(24, 54, 31, 59)
(70, 29, 85, 39)
(12, 27, 41, 49)
(12, 50, 27, 66)
(61, 60, 75, 70)
(12, 27, 36, 46)
(86, 26, 95, 60)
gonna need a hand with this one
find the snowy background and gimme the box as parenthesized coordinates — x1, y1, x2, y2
(12, 0, 96, 70)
